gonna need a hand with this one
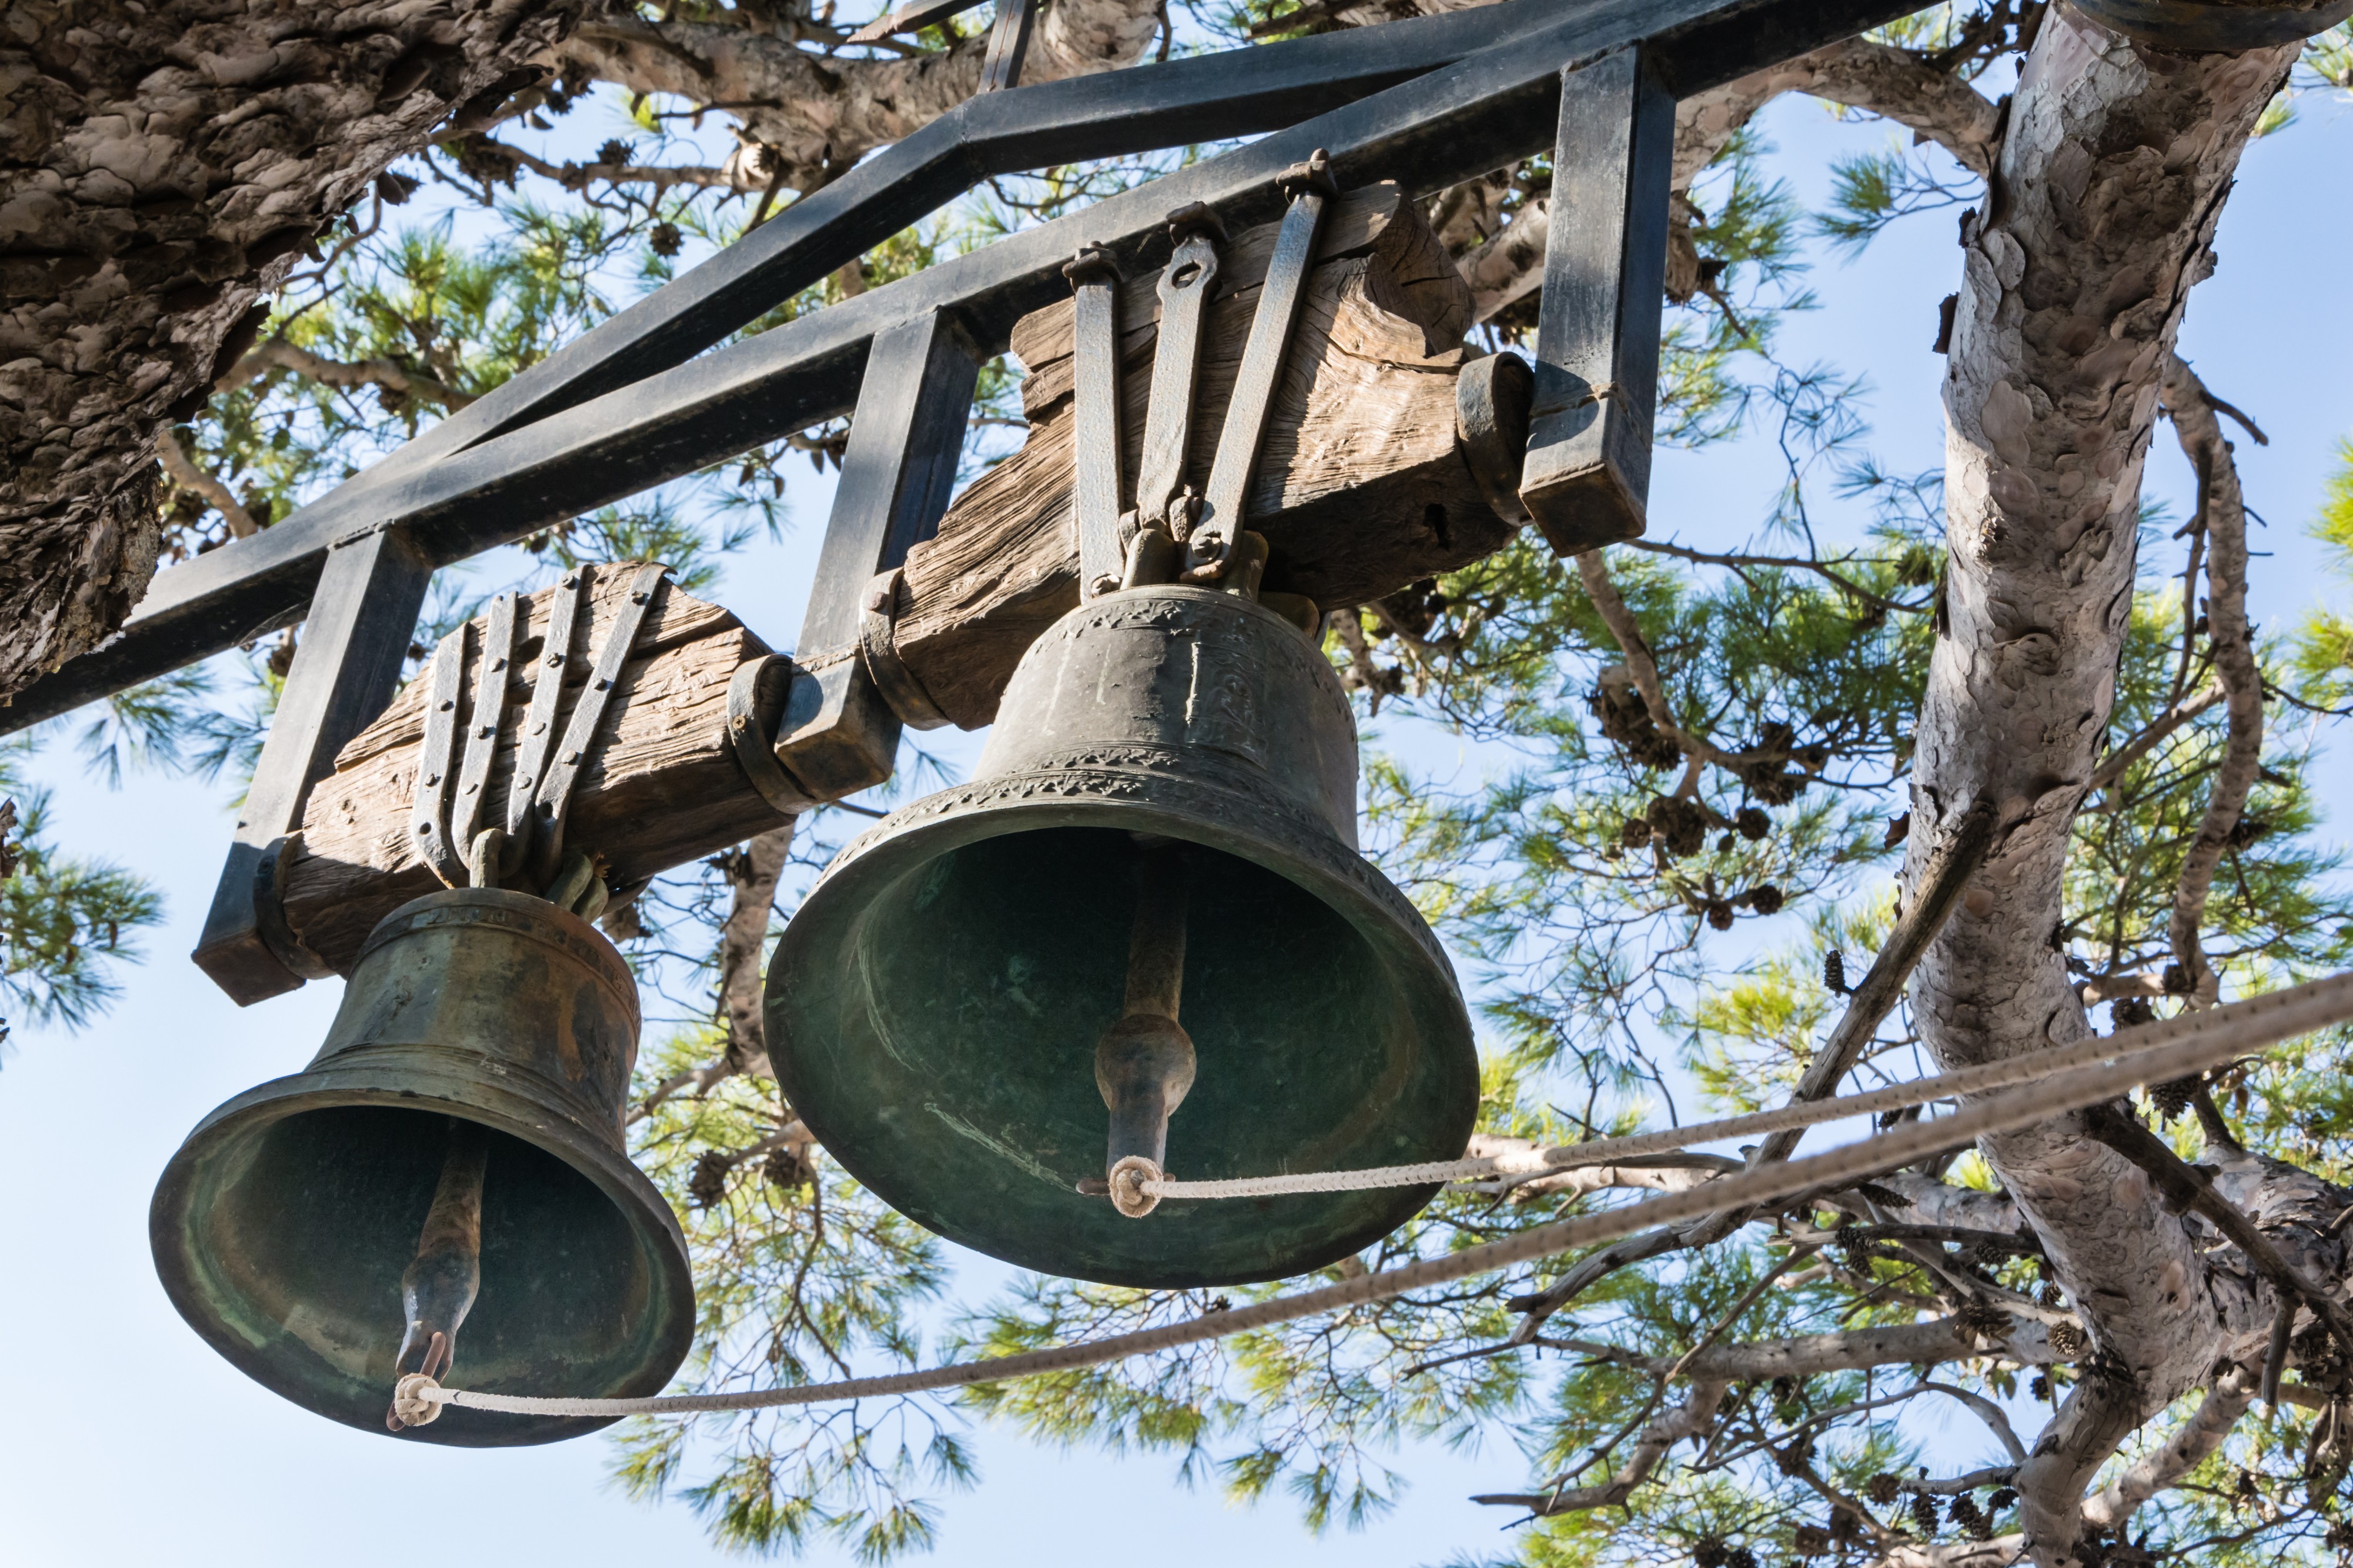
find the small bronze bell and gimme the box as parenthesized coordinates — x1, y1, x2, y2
(151, 888, 694, 1445)
(767, 585, 1478, 1287)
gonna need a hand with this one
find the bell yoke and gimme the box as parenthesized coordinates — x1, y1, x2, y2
(148, 154, 1479, 1438)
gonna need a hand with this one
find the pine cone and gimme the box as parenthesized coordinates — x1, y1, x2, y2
(763, 1146, 812, 1192)
(596, 138, 633, 168)
(2147, 1075, 2199, 1121)
(1829, 1507, 1861, 1542)
(1792, 1525, 1830, 1557)
(650, 222, 684, 257)
(1623, 816, 1654, 849)
(1775, 1433, 1815, 1475)
(1866, 1473, 1901, 1506)
(1747, 884, 1785, 915)
(1824, 950, 1848, 995)
(2040, 1283, 2066, 1309)
(1948, 1495, 1989, 1539)
(2112, 996, 2156, 1030)
(687, 1150, 732, 1209)
(2031, 1374, 2052, 1401)
(1908, 1492, 1941, 1537)
(1707, 900, 1736, 931)
(1694, 1537, 1728, 1568)
(1970, 1237, 2010, 1267)
(1989, 1488, 2018, 1513)
(1727, 1547, 1759, 1568)
(1738, 806, 1771, 840)
(1955, 1298, 2011, 1340)
(1649, 795, 1709, 858)
(2049, 1320, 2088, 1356)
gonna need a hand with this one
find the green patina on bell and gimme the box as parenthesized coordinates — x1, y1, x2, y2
(151, 888, 694, 1446)
(767, 585, 1478, 1287)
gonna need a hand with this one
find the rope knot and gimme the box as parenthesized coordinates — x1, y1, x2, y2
(1108, 1155, 1165, 1218)
(390, 1372, 446, 1429)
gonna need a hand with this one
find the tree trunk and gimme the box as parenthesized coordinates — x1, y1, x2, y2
(0, 0, 586, 703)
(1902, 11, 2298, 1562)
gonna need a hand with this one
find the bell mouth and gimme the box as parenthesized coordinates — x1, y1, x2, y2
(769, 796, 1479, 1289)
(151, 1067, 694, 1447)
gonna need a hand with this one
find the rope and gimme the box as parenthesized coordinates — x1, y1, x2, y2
(405, 969, 2353, 1423)
(1141, 969, 2353, 1200)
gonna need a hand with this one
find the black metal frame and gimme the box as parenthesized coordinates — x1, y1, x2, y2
(4, 0, 1919, 1003)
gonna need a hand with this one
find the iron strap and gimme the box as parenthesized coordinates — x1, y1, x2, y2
(977, 0, 1038, 92)
(451, 591, 518, 859)
(1135, 205, 1227, 534)
(1191, 151, 1336, 578)
(1064, 246, 1128, 599)
(526, 563, 671, 888)
(408, 626, 469, 888)
(505, 571, 586, 850)
(727, 655, 821, 815)
(858, 566, 955, 729)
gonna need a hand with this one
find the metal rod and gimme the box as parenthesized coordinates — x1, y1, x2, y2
(388, 1120, 488, 1430)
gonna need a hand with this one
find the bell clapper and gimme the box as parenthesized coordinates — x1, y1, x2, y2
(387, 1119, 488, 1430)
(1095, 840, 1198, 1218)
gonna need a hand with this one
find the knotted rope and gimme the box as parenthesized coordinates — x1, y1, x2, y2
(397, 970, 2353, 1424)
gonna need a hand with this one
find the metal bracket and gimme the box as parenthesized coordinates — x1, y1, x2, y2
(1517, 46, 1674, 555)
(1189, 150, 1335, 581)
(451, 590, 518, 858)
(1455, 351, 1535, 527)
(1064, 244, 1128, 600)
(727, 655, 822, 815)
(978, 0, 1038, 92)
(1135, 205, 1227, 541)
(524, 563, 670, 889)
(504, 568, 586, 855)
(408, 627, 470, 888)
(192, 524, 430, 1007)
(859, 567, 954, 729)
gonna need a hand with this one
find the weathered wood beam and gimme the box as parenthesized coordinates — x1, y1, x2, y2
(888, 182, 1522, 728)
(280, 568, 789, 973)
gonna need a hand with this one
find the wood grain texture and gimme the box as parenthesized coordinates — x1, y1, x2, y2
(895, 182, 1516, 728)
(282, 566, 789, 972)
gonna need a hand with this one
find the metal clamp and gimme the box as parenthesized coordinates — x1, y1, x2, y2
(1188, 149, 1334, 581)
(451, 590, 517, 859)
(728, 655, 822, 815)
(504, 568, 586, 858)
(858, 566, 954, 729)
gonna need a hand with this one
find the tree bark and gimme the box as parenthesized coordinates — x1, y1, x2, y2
(0, 0, 586, 703)
(1902, 11, 2299, 1562)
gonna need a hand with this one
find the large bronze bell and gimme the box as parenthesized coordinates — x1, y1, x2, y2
(151, 888, 695, 1445)
(767, 585, 1478, 1287)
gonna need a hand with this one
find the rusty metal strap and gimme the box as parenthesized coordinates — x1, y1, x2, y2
(505, 570, 586, 850)
(2071, 0, 2353, 51)
(451, 591, 518, 864)
(726, 655, 821, 815)
(525, 562, 672, 887)
(1064, 245, 1128, 600)
(857, 566, 954, 730)
(408, 625, 469, 888)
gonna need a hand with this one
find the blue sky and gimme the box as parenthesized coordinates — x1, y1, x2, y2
(4, 52, 2351, 1568)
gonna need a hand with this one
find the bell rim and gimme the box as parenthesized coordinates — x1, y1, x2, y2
(771, 775, 1479, 1288)
(149, 1057, 695, 1447)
